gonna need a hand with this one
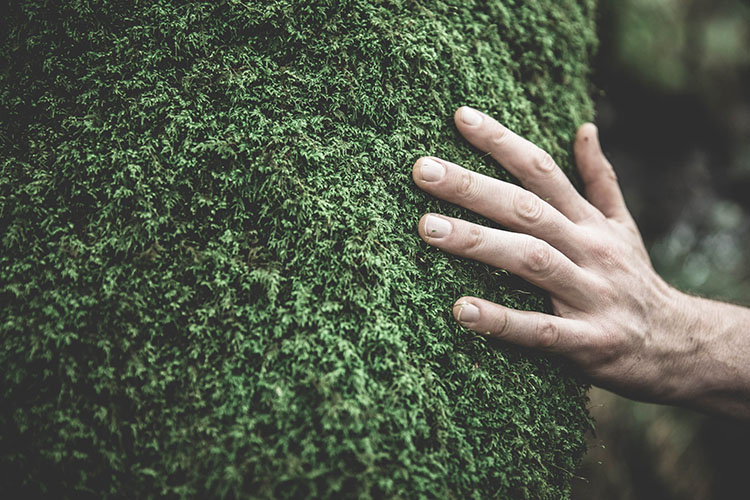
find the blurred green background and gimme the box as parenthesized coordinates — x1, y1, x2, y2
(572, 0, 750, 498)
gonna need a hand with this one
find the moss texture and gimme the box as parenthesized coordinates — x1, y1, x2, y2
(1, 0, 596, 498)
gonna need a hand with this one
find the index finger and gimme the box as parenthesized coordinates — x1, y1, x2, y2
(454, 106, 596, 223)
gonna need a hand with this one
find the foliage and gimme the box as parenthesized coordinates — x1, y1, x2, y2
(1, 0, 596, 497)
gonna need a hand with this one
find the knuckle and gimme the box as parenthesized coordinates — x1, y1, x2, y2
(589, 330, 621, 364)
(514, 191, 545, 225)
(577, 122, 597, 139)
(491, 310, 511, 339)
(590, 240, 621, 268)
(456, 171, 481, 201)
(572, 325, 624, 371)
(587, 165, 617, 189)
(533, 149, 557, 175)
(523, 239, 554, 276)
(594, 281, 618, 305)
(536, 320, 560, 349)
(463, 225, 484, 252)
(491, 124, 510, 147)
(602, 160, 618, 182)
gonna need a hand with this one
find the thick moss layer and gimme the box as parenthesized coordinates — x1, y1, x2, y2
(1, 1, 596, 498)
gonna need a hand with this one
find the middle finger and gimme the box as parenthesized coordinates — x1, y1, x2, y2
(412, 156, 587, 261)
(454, 106, 596, 223)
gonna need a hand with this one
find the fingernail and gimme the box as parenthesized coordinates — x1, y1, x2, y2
(456, 302, 480, 323)
(420, 158, 445, 181)
(460, 106, 482, 126)
(424, 215, 452, 238)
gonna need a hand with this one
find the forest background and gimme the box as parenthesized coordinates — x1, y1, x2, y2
(573, 0, 750, 498)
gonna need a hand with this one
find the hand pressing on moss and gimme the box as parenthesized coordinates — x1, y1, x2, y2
(412, 106, 750, 420)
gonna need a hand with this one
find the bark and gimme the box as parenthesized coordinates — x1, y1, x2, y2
(0, 1, 597, 497)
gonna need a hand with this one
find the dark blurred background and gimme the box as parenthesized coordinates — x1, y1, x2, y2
(572, 0, 750, 498)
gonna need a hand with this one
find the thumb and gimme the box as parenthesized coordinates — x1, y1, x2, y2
(574, 123, 630, 222)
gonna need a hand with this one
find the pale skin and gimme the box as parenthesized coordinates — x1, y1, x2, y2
(412, 106, 750, 420)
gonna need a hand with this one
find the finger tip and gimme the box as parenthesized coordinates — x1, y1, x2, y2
(454, 106, 466, 123)
(452, 297, 479, 322)
(451, 303, 464, 322)
(453, 108, 466, 130)
(413, 156, 449, 185)
(575, 123, 603, 162)
(417, 213, 440, 242)
(411, 156, 424, 182)
(454, 106, 483, 128)
(576, 122, 598, 142)
(453, 297, 481, 328)
(417, 213, 428, 236)
(453, 296, 475, 307)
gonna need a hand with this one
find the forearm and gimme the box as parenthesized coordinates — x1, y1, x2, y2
(669, 290, 750, 419)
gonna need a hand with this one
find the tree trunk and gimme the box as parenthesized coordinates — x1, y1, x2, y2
(1, 1, 597, 497)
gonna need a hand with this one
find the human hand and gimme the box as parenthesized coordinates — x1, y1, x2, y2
(412, 106, 750, 418)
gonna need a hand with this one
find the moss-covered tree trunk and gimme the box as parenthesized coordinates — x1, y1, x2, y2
(1, 1, 597, 498)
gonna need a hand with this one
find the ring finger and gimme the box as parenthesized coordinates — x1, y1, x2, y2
(418, 214, 595, 306)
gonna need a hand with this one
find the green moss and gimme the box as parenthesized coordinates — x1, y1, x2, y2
(0, 0, 596, 497)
